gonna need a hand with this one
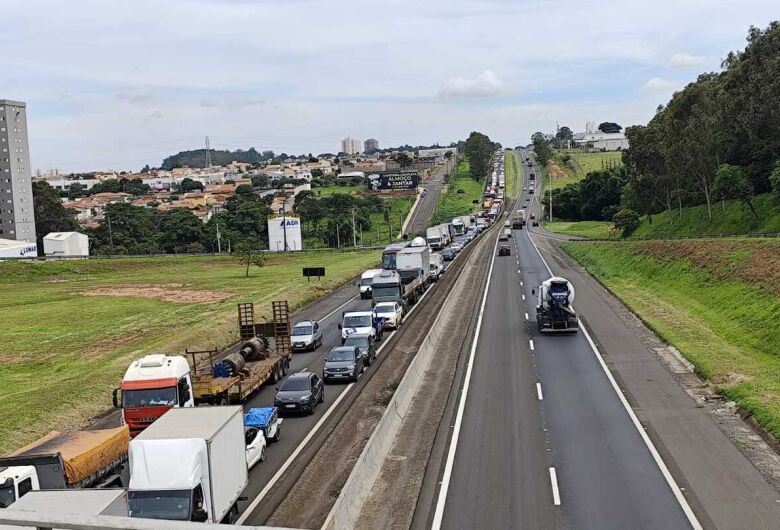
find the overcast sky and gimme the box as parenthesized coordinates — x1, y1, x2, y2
(4, 0, 778, 172)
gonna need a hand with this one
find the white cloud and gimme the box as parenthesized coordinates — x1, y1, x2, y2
(439, 70, 506, 98)
(667, 53, 707, 68)
(641, 77, 678, 92)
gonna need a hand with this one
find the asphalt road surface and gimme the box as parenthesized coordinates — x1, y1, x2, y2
(406, 158, 454, 236)
(431, 154, 695, 529)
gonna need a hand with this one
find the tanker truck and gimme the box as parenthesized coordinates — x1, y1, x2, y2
(533, 277, 579, 333)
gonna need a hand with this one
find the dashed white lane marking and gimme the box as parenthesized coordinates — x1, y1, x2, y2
(529, 339, 535, 351)
(537, 382, 544, 401)
(549, 467, 561, 506)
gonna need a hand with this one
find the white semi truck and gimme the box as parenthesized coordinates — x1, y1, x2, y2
(128, 406, 247, 523)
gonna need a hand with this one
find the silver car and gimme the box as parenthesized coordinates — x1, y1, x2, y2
(291, 320, 323, 352)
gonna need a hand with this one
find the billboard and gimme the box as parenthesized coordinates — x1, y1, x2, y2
(368, 170, 419, 191)
(267, 216, 303, 252)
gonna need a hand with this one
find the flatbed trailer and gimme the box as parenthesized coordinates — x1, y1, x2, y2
(188, 348, 290, 406)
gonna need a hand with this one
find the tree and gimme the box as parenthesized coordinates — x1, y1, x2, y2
(464, 131, 494, 181)
(598, 122, 623, 133)
(770, 160, 780, 202)
(235, 241, 265, 278)
(713, 164, 759, 221)
(32, 181, 79, 251)
(250, 174, 270, 188)
(394, 153, 413, 168)
(532, 138, 552, 165)
(140, 164, 151, 173)
(67, 182, 87, 200)
(120, 178, 151, 197)
(531, 132, 546, 144)
(179, 178, 204, 193)
(613, 208, 641, 236)
(88, 178, 121, 195)
(91, 203, 159, 255)
(157, 209, 205, 252)
(554, 126, 574, 148)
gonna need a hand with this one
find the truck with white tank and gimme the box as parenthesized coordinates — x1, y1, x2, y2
(533, 277, 579, 333)
(128, 406, 247, 523)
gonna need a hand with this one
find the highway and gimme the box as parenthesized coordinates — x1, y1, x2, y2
(406, 157, 455, 236)
(429, 152, 696, 529)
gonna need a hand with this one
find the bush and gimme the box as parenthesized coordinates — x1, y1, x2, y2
(613, 208, 640, 236)
(771, 160, 780, 202)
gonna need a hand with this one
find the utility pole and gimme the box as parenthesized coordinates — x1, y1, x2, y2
(549, 176, 553, 222)
(107, 214, 114, 259)
(281, 202, 288, 251)
(336, 222, 340, 248)
(351, 208, 357, 248)
(205, 136, 212, 168)
(216, 221, 222, 253)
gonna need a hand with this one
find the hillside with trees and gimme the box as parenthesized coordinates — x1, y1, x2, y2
(538, 22, 780, 238)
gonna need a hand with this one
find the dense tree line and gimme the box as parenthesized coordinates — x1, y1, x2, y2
(161, 147, 277, 170)
(464, 131, 500, 182)
(294, 191, 385, 246)
(623, 22, 780, 224)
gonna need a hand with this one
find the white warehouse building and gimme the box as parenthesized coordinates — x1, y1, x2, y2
(43, 232, 90, 257)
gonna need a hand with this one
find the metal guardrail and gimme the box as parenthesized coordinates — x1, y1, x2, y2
(0, 511, 284, 530)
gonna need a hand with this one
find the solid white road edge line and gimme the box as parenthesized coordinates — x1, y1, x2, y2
(526, 230, 703, 530)
(235, 381, 355, 524)
(431, 231, 500, 530)
(549, 467, 561, 506)
(537, 383, 544, 401)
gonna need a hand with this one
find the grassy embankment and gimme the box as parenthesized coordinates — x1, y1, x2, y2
(544, 221, 615, 239)
(544, 149, 622, 191)
(633, 194, 780, 237)
(431, 160, 483, 225)
(562, 239, 780, 440)
(504, 150, 522, 198)
(0, 251, 379, 454)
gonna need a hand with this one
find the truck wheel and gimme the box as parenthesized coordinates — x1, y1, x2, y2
(217, 396, 228, 406)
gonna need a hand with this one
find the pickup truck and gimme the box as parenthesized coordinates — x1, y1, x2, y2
(339, 310, 385, 343)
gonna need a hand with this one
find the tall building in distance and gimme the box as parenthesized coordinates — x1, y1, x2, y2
(364, 138, 379, 153)
(0, 100, 36, 243)
(340, 136, 363, 156)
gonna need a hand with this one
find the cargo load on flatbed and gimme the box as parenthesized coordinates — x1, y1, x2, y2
(1, 426, 129, 489)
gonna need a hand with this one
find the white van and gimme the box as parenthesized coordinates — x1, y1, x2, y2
(429, 253, 444, 282)
(360, 269, 383, 299)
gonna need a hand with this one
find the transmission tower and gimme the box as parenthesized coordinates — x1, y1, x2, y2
(205, 136, 212, 167)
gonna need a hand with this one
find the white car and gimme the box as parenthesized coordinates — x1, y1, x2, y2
(451, 242, 464, 252)
(374, 301, 404, 329)
(245, 427, 267, 469)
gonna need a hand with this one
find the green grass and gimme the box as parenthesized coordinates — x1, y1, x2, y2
(313, 184, 365, 196)
(561, 240, 780, 441)
(360, 196, 414, 247)
(431, 160, 484, 225)
(0, 251, 379, 454)
(504, 150, 522, 198)
(555, 149, 623, 178)
(543, 220, 616, 239)
(633, 194, 780, 238)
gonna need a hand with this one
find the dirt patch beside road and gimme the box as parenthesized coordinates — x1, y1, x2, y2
(80, 284, 230, 304)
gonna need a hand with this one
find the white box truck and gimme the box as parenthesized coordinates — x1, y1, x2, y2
(426, 227, 445, 250)
(396, 246, 430, 286)
(128, 406, 247, 524)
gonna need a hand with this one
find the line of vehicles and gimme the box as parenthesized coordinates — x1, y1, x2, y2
(0, 152, 507, 525)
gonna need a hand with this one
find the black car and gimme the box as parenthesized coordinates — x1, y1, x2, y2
(343, 334, 377, 366)
(532, 220, 539, 227)
(499, 245, 511, 256)
(323, 345, 365, 383)
(274, 372, 324, 415)
(441, 248, 457, 261)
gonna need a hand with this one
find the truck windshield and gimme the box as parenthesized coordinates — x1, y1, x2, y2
(128, 489, 192, 521)
(123, 387, 177, 408)
(343, 315, 371, 328)
(0, 481, 15, 508)
(381, 253, 396, 270)
(372, 286, 400, 298)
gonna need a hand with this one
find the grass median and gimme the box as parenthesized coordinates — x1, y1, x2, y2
(561, 239, 780, 440)
(431, 160, 483, 225)
(0, 251, 379, 454)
